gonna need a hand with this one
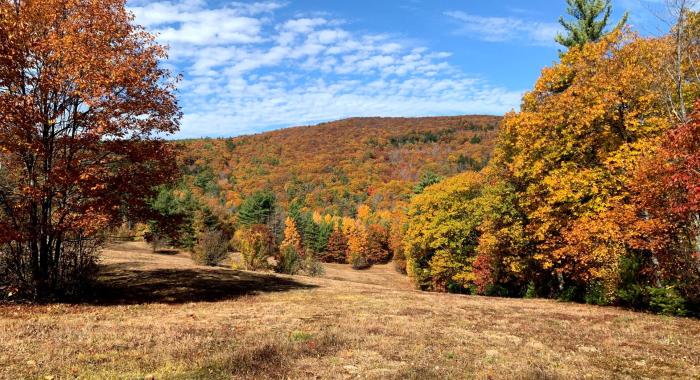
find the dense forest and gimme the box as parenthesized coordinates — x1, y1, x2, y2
(175, 115, 499, 215)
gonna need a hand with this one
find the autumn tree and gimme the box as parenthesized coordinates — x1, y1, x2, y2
(621, 102, 700, 307)
(404, 172, 484, 292)
(0, 0, 180, 299)
(388, 212, 408, 273)
(366, 223, 391, 264)
(321, 229, 348, 263)
(346, 221, 370, 269)
(481, 31, 672, 299)
(556, 0, 627, 49)
(474, 175, 532, 296)
(280, 217, 303, 256)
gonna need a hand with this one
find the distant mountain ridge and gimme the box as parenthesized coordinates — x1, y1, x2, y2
(175, 114, 501, 216)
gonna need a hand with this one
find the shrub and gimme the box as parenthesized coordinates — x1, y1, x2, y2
(351, 255, 371, 270)
(393, 255, 407, 274)
(235, 225, 275, 271)
(647, 286, 688, 316)
(193, 230, 229, 266)
(584, 282, 611, 306)
(558, 285, 583, 303)
(617, 283, 648, 310)
(303, 254, 325, 277)
(524, 281, 537, 299)
(276, 245, 302, 275)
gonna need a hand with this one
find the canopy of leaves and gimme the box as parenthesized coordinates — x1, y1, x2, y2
(404, 172, 484, 292)
(0, 0, 180, 298)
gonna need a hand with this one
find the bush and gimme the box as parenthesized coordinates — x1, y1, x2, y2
(617, 283, 647, 310)
(192, 230, 229, 266)
(647, 286, 688, 316)
(393, 257, 407, 274)
(524, 281, 537, 299)
(276, 245, 302, 275)
(557, 285, 583, 303)
(303, 254, 325, 277)
(235, 225, 275, 271)
(584, 282, 612, 306)
(351, 255, 371, 270)
(0, 236, 100, 300)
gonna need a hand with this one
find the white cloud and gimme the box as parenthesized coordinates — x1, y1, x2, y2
(444, 11, 561, 46)
(127, 1, 523, 138)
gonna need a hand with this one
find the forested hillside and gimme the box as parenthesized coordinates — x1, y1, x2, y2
(175, 115, 499, 217)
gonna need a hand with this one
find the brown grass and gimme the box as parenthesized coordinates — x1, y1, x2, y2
(1, 242, 699, 379)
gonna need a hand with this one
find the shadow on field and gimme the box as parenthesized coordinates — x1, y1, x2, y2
(86, 263, 316, 305)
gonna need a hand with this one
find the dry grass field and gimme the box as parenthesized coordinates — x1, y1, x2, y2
(1, 242, 699, 380)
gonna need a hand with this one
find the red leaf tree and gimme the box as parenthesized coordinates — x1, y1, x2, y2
(0, 0, 180, 299)
(628, 101, 700, 301)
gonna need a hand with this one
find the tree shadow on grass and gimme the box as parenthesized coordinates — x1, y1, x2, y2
(84, 262, 316, 305)
(153, 249, 180, 256)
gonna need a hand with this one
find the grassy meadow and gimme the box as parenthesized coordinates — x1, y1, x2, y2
(1, 242, 698, 379)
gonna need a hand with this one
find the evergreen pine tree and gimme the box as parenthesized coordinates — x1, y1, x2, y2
(238, 191, 276, 227)
(555, 0, 627, 49)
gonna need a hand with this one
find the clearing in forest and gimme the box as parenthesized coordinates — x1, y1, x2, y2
(1, 242, 699, 379)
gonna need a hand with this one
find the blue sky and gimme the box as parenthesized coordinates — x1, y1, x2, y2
(127, 0, 675, 138)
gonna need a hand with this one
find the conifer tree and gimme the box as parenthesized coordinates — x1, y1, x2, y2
(280, 217, 304, 256)
(238, 191, 275, 227)
(556, 0, 627, 49)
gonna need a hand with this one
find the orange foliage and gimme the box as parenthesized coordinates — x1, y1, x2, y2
(175, 116, 499, 219)
(0, 0, 179, 296)
(320, 230, 348, 264)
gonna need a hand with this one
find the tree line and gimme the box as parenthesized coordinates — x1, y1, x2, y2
(399, 0, 700, 316)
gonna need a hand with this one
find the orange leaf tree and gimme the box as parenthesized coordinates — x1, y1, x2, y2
(480, 31, 673, 298)
(0, 0, 180, 299)
(624, 102, 700, 304)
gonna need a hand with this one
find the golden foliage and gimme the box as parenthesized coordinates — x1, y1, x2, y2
(403, 172, 484, 291)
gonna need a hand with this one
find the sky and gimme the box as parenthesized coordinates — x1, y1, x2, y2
(126, 0, 679, 138)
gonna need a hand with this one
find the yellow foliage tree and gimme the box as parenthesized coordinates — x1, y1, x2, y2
(403, 172, 484, 292)
(280, 217, 304, 256)
(346, 220, 369, 268)
(483, 30, 673, 295)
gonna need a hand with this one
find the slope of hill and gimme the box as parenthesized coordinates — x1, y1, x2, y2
(1, 243, 699, 379)
(175, 115, 500, 216)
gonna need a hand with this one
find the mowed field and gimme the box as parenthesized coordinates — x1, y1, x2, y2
(1, 243, 699, 379)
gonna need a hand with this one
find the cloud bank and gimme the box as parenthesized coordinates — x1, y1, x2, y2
(129, 1, 523, 138)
